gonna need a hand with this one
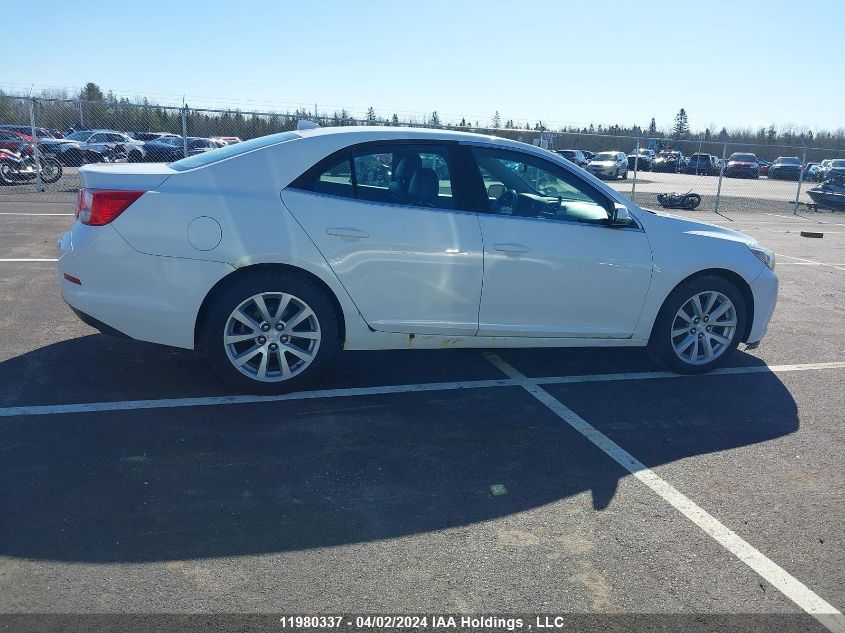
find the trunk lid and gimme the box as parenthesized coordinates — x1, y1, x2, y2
(79, 162, 176, 191)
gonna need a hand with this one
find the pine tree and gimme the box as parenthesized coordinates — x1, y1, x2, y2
(79, 82, 104, 101)
(459, 117, 467, 127)
(366, 107, 376, 123)
(492, 111, 501, 128)
(648, 118, 657, 135)
(430, 111, 440, 126)
(672, 109, 690, 138)
(767, 125, 777, 143)
(391, 114, 399, 126)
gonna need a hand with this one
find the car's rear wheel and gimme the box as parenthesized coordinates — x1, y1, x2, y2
(200, 271, 340, 393)
(648, 275, 747, 374)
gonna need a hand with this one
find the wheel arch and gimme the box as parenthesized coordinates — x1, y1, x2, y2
(654, 268, 755, 343)
(194, 263, 347, 350)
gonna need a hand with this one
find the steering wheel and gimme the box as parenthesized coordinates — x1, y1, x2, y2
(492, 188, 517, 214)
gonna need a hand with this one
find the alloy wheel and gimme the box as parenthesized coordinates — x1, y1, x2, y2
(223, 292, 321, 382)
(670, 291, 737, 365)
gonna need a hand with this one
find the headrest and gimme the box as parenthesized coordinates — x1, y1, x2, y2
(394, 154, 422, 182)
(408, 168, 438, 204)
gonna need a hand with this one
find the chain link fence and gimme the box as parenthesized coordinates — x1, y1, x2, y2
(2, 95, 844, 214)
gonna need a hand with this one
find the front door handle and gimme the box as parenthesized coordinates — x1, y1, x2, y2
(493, 243, 530, 254)
(327, 227, 369, 238)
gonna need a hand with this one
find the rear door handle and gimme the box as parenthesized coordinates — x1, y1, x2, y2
(493, 243, 530, 254)
(327, 227, 369, 238)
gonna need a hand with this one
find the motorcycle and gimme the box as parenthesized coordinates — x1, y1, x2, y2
(0, 143, 63, 186)
(657, 190, 701, 210)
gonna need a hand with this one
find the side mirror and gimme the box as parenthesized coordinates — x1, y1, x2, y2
(608, 203, 633, 227)
(487, 183, 506, 199)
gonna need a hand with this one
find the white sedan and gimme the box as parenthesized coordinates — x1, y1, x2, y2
(58, 127, 778, 391)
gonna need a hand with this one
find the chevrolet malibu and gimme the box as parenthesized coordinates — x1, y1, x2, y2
(58, 127, 778, 392)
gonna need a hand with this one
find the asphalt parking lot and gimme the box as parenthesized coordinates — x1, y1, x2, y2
(1, 195, 843, 630)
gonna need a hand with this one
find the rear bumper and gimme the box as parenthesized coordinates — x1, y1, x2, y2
(746, 267, 779, 344)
(57, 223, 234, 350)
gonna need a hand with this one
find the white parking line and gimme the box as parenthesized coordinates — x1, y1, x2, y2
(482, 352, 844, 633)
(1, 361, 843, 419)
(0, 258, 58, 262)
(765, 212, 845, 227)
(777, 254, 845, 272)
(779, 262, 845, 266)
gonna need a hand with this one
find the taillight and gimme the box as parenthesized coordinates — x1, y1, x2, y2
(76, 189, 145, 226)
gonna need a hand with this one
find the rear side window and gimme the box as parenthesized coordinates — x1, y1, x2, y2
(291, 143, 459, 210)
(169, 131, 300, 171)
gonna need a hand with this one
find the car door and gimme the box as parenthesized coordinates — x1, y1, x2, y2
(466, 145, 653, 338)
(281, 141, 483, 335)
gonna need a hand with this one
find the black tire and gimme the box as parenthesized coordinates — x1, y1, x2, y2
(0, 161, 15, 186)
(648, 275, 747, 374)
(40, 157, 63, 184)
(199, 270, 341, 393)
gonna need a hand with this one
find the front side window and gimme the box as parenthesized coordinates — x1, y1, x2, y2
(294, 143, 457, 210)
(470, 147, 612, 225)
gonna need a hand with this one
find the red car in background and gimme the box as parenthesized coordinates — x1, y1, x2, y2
(0, 129, 34, 155)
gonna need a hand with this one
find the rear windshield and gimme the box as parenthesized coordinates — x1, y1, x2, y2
(831, 160, 845, 168)
(730, 153, 756, 161)
(593, 152, 617, 160)
(169, 131, 300, 171)
(775, 157, 800, 165)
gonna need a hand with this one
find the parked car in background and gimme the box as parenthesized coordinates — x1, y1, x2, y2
(757, 159, 771, 177)
(803, 163, 821, 181)
(0, 124, 57, 140)
(582, 150, 595, 162)
(554, 149, 589, 167)
(725, 152, 760, 178)
(126, 133, 180, 161)
(129, 132, 180, 142)
(824, 159, 845, 180)
(0, 129, 34, 155)
(686, 153, 719, 175)
(212, 136, 242, 145)
(135, 136, 224, 163)
(58, 127, 778, 390)
(40, 130, 142, 166)
(652, 150, 686, 173)
(628, 148, 655, 171)
(587, 151, 628, 179)
(768, 156, 802, 180)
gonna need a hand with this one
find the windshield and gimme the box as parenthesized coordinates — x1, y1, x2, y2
(64, 131, 92, 141)
(169, 131, 300, 171)
(593, 152, 617, 161)
(730, 153, 756, 162)
(775, 157, 800, 165)
(831, 160, 845, 168)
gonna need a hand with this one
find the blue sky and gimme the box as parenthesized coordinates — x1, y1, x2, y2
(6, 0, 844, 132)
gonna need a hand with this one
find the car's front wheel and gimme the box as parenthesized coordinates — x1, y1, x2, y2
(648, 275, 747, 374)
(200, 271, 340, 392)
